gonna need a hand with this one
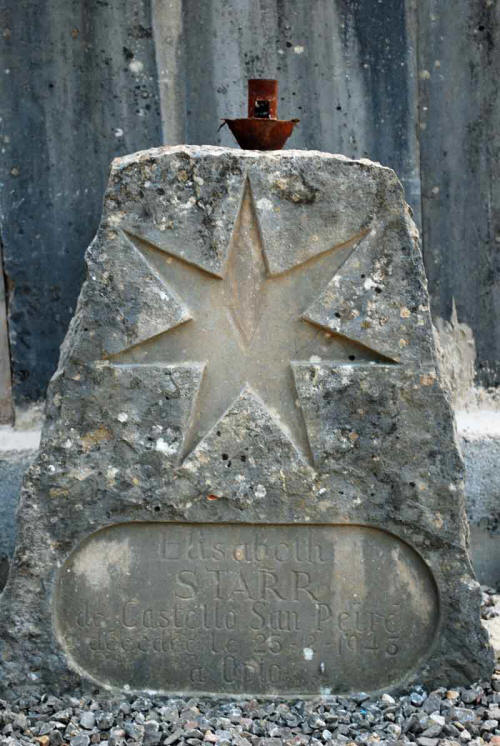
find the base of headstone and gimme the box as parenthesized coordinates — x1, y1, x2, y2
(0, 146, 493, 697)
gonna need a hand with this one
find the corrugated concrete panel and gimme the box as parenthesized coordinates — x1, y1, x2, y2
(418, 0, 500, 387)
(0, 0, 162, 402)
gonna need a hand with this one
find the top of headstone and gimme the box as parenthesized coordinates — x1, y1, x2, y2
(112, 144, 385, 165)
(63, 145, 435, 372)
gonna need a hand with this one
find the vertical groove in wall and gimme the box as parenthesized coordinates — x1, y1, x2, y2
(343, 0, 420, 225)
(414, 0, 429, 288)
(408, 0, 423, 234)
(0, 240, 13, 424)
(152, 0, 186, 144)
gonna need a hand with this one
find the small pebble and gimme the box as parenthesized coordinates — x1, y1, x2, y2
(481, 719, 498, 731)
(412, 692, 428, 706)
(70, 736, 90, 746)
(79, 711, 96, 730)
(418, 738, 439, 746)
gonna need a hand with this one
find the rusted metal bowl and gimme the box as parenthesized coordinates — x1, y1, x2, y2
(222, 117, 299, 151)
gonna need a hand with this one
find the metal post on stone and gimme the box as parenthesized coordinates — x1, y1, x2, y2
(221, 78, 299, 150)
(0, 80, 493, 698)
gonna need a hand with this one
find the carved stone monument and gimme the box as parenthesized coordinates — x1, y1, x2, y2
(0, 146, 493, 696)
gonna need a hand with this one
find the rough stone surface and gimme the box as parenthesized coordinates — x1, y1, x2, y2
(0, 449, 37, 585)
(0, 423, 497, 590)
(0, 146, 493, 697)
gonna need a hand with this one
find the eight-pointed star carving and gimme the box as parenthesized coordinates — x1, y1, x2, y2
(109, 183, 392, 466)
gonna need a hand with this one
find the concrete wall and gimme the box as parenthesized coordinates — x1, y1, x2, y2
(418, 0, 500, 390)
(0, 0, 498, 402)
(0, 0, 162, 402)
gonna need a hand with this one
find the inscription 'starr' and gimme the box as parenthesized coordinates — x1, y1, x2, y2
(109, 183, 394, 465)
(55, 523, 439, 695)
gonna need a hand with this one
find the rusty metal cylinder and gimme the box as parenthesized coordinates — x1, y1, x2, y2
(247, 79, 278, 119)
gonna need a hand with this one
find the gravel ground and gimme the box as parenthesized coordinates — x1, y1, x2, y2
(0, 589, 498, 746)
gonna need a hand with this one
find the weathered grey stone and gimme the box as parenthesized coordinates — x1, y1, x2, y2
(0, 145, 493, 697)
(0, 447, 38, 590)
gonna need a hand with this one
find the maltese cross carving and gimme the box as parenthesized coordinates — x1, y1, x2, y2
(110, 183, 393, 465)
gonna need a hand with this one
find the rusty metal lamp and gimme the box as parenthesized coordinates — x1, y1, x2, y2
(221, 79, 299, 151)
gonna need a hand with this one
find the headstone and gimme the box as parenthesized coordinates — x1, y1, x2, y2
(0, 146, 493, 696)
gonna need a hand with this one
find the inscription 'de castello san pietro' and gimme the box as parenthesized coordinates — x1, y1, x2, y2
(56, 523, 439, 694)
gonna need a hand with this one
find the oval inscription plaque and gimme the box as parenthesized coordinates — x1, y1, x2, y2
(55, 523, 439, 695)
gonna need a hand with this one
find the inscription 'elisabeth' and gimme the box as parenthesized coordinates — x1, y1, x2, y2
(160, 533, 335, 563)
